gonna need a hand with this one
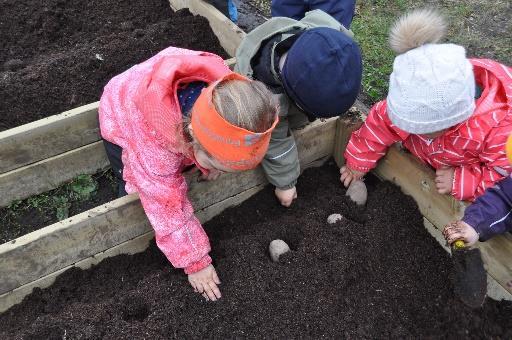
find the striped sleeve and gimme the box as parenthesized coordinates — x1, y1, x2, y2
(344, 101, 408, 172)
(452, 125, 511, 201)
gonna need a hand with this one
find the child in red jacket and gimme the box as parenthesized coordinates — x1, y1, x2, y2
(99, 47, 278, 301)
(341, 9, 512, 202)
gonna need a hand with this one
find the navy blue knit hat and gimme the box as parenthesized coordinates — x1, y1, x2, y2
(281, 27, 362, 117)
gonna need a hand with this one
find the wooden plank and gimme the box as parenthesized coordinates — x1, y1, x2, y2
(332, 100, 367, 167)
(333, 116, 362, 167)
(0, 232, 155, 313)
(0, 102, 100, 174)
(169, 0, 246, 57)
(0, 141, 109, 207)
(0, 183, 269, 313)
(0, 118, 336, 297)
(0, 194, 152, 295)
(374, 146, 512, 296)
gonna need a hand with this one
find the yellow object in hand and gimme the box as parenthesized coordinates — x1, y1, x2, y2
(506, 134, 512, 164)
(453, 240, 466, 250)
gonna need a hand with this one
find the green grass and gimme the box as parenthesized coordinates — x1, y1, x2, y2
(350, 0, 410, 102)
(351, 0, 511, 104)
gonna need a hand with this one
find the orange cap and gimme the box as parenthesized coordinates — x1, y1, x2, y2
(191, 73, 278, 171)
(506, 135, 512, 164)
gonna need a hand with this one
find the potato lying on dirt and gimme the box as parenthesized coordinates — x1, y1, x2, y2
(269, 240, 290, 262)
(346, 180, 368, 206)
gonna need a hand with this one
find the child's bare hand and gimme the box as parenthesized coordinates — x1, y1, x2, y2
(340, 166, 364, 188)
(188, 264, 221, 301)
(442, 221, 479, 246)
(435, 167, 454, 194)
(275, 186, 297, 207)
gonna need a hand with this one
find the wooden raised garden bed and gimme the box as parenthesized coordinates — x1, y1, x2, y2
(0, 0, 511, 318)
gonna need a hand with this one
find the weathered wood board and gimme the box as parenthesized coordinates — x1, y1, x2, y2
(0, 103, 100, 174)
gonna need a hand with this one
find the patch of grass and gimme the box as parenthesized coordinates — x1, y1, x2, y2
(351, 0, 410, 102)
(351, 0, 510, 104)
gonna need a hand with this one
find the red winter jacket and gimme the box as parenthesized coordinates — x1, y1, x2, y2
(344, 59, 512, 201)
(99, 47, 231, 274)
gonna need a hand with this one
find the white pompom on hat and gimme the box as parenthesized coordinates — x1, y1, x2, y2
(386, 8, 476, 134)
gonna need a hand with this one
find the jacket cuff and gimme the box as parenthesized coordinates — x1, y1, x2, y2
(277, 180, 297, 190)
(345, 159, 371, 173)
(461, 215, 487, 241)
(184, 255, 212, 275)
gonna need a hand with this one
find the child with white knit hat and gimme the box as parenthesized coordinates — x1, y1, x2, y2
(340, 8, 512, 202)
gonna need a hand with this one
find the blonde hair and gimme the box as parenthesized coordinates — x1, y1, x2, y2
(182, 79, 278, 158)
(389, 8, 447, 54)
(212, 79, 278, 133)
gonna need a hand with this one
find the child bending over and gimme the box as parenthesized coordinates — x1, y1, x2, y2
(100, 47, 278, 301)
(341, 9, 512, 202)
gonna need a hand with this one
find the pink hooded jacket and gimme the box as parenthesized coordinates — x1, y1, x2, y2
(99, 47, 231, 274)
(345, 59, 512, 201)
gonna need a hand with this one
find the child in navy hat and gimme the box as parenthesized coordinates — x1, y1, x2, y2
(236, 9, 362, 207)
(271, 0, 356, 28)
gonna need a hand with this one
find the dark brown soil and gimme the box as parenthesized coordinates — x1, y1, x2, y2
(235, 0, 267, 32)
(1, 162, 511, 339)
(0, 170, 117, 244)
(0, 0, 228, 131)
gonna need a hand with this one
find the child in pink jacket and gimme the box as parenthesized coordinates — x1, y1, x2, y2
(341, 9, 512, 202)
(99, 46, 278, 301)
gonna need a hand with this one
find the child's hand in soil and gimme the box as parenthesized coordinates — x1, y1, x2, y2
(435, 167, 454, 194)
(443, 221, 479, 246)
(339, 166, 364, 188)
(275, 186, 297, 207)
(188, 264, 222, 301)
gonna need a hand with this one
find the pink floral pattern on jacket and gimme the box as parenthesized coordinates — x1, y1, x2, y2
(99, 47, 231, 274)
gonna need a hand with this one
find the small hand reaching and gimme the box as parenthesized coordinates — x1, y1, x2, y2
(275, 186, 297, 207)
(188, 264, 222, 301)
(339, 166, 364, 188)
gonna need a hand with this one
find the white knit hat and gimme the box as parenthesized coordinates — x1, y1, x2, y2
(387, 44, 475, 134)
(386, 9, 476, 134)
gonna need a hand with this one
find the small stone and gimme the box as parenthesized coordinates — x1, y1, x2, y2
(346, 180, 368, 206)
(269, 239, 290, 262)
(327, 213, 343, 224)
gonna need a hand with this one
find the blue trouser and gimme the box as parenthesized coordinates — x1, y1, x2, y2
(271, 0, 356, 28)
(206, 0, 238, 22)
